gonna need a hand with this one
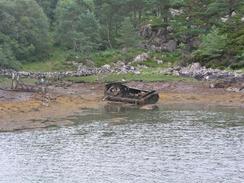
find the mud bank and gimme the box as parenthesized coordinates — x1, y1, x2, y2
(0, 82, 243, 132)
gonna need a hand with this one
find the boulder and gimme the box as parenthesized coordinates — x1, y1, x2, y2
(163, 63, 244, 83)
(101, 64, 111, 70)
(163, 40, 177, 52)
(156, 60, 163, 64)
(133, 53, 150, 63)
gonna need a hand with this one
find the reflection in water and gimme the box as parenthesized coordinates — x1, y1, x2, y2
(0, 105, 244, 183)
(104, 103, 140, 113)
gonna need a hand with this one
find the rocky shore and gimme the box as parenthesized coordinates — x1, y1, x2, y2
(162, 63, 244, 82)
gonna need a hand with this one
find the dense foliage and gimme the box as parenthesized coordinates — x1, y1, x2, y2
(0, 0, 50, 69)
(0, 0, 243, 69)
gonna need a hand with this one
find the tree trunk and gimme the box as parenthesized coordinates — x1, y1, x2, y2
(106, 22, 112, 49)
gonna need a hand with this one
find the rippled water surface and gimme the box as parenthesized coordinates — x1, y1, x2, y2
(0, 105, 244, 183)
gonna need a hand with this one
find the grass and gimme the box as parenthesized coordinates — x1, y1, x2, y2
(22, 48, 76, 72)
(0, 76, 10, 88)
(20, 47, 182, 73)
(141, 16, 163, 27)
(90, 48, 144, 67)
(21, 48, 145, 71)
(65, 68, 196, 83)
(15, 48, 199, 84)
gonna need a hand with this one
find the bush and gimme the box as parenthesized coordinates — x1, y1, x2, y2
(0, 45, 20, 69)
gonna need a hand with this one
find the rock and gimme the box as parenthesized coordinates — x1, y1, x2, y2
(134, 70, 141, 75)
(209, 83, 215, 89)
(102, 64, 111, 70)
(140, 24, 153, 38)
(140, 104, 159, 110)
(226, 87, 241, 92)
(162, 40, 177, 52)
(114, 61, 125, 67)
(240, 87, 244, 93)
(84, 59, 95, 67)
(162, 63, 244, 83)
(190, 63, 201, 71)
(190, 37, 201, 48)
(133, 53, 150, 63)
(156, 60, 163, 64)
(209, 82, 228, 89)
(150, 45, 162, 52)
(121, 47, 128, 52)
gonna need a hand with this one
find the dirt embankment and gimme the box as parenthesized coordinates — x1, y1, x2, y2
(0, 82, 243, 132)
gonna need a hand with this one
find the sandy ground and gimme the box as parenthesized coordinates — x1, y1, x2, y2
(0, 82, 243, 132)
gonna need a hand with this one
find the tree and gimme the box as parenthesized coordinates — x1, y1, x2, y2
(55, 0, 101, 54)
(94, 0, 128, 49)
(35, 0, 59, 24)
(193, 27, 227, 59)
(207, 0, 244, 17)
(116, 18, 140, 48)
(0, 0, 50, 68)
(0, 33, 19, 69)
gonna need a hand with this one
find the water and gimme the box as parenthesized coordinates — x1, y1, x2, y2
(0, 105, 244, 183)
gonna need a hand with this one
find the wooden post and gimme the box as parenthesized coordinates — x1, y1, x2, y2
(11, 73, 15, 89)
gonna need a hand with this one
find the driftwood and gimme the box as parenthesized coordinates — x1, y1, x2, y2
(0, 73, 47, 93)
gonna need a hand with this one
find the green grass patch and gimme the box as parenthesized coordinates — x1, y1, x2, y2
(141, 16, 163, 27)
(0, 76, 10, 88)
(21, 48, 182, 72)
(90, 48, 144, 67)
(22, 48, 76, 72)
(135, 60, 171, 68)
(149, 51, 181, 63)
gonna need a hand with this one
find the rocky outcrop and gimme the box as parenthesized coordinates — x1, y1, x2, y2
(140, 24, 178, 52)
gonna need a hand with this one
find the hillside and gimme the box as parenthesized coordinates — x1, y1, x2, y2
(0, 0, 243, 71)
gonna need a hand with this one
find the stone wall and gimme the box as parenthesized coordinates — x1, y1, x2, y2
(0, 64, 139, 79)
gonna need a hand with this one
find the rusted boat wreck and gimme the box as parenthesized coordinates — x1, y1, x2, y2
(104, 82, 159, 105)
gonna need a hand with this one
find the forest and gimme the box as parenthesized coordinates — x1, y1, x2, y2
(0, 0, 243, 70)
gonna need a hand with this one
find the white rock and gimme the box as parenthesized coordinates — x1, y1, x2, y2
(221, 17, 228, 22)
(134, 53, 150, 63)
(102, 64, 111, 70)
(156, 60, 163, 64)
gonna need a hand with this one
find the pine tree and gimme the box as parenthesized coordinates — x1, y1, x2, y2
(116, 18, 140, 48)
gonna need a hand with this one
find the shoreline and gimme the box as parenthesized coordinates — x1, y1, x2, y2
(0, 81, 243, 132)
